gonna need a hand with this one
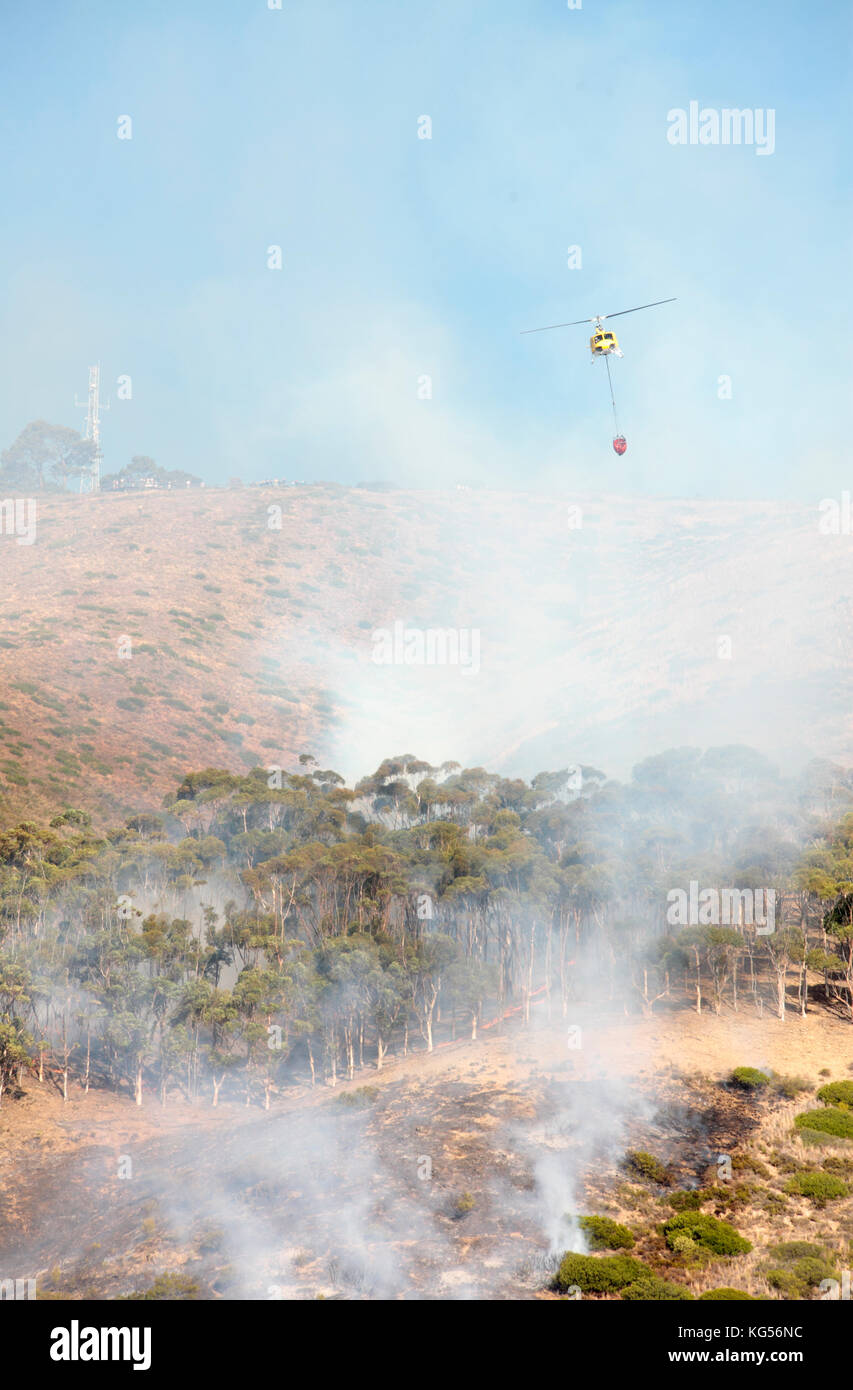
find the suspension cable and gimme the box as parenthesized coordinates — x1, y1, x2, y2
(604, 353, 620, 435)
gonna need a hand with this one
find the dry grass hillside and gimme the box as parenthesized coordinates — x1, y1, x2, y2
(2, 484, 852, 825)
(3, 1008, 852, 1300)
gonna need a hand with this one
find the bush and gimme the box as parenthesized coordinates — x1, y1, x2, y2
(783, 1172, 849, 1206)
(621, 1277, 693, 1301)
(799, 1128, 843, 1149)
(578, 1215, 635, 1251)
(817, 1081, 853, 1108)
(663, 1214, 752, 1257)
(823, 1154, 853, 1176)
(794, 1108, 853, 1139)
(666, 1189, 705, 1211)
(768, 1241, 825, 1262)
(771, 1074, 811, 1100)
(762, 1192, 788, 1216)
(765, 1257, 838, 1298)
(708, 1183, 754, 1210)
(335, 1085, 379, 1107)
(699, 1288, 756, 1301)
(553, 1253, 650, 1294)
(730, 1067, 770, 1090)
(790, 1257, 839, 1287)
(125, 1272, 200, 1301)
(732, 1153, 771, 1179)
(764, 1268, 801, 1298)
(195, 1226, 225, 1254)
(625, 1150, 670, 1185)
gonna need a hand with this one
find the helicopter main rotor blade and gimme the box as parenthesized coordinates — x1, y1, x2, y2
(520, 318, 594, 334)
(600, 297, 677, 320)
(520, 297, 676, 334)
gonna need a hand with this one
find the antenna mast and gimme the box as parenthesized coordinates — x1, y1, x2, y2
(75, 363, 109, 493)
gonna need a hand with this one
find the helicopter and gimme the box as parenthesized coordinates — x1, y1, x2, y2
(521, 297, 676, 454)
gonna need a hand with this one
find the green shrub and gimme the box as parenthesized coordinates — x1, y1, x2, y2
(708, 1183, 754, 1210)
(625, 1150, 670, 1185)
(816, 1081, 853, 1108)
(768, 1241, 826, 1262)
(732, 1153, 771, 1179)
(790, 1257, 839, 1287)
(663, 1214, 752, 1257)
(125, 1272, 200, 1300)
(621, 1277, 693, 1301)
(799, 1128, 843, 1149)
(764, 1191, 788, 1216)
(335, 1085, 380, 1107)
(764, 1268, 799, 1297)
(783, 1172, 849, 1206)
(553, 1253, 650, 1294)
(823, 1154, 853, 1176)
(195, 1226, 225, 1253)
(578, 1215, 635, 1251)
(730, 1066, 770, 1090)
(666, 1189, 705, 1211)
(769, 1152, 798, 1174)
(699, 1288, 756, 1301)
(794, 1108, 853, 1139)
(765, 1257, 838, 1298)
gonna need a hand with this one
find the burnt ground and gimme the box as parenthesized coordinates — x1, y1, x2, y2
(1, 1005, 851, 1300)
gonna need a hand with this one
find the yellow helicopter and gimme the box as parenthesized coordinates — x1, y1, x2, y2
(521, 297, 676, 453)
(589, 321, 623, 358)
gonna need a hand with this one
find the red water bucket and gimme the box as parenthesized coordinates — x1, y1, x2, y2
(612, 435, 627, 456)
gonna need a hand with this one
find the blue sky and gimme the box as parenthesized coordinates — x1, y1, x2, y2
(0, 0, 849, 498)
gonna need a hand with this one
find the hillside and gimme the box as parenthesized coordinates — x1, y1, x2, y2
(4, 1009, 853, 1301)
(2, 485, 851, 825)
